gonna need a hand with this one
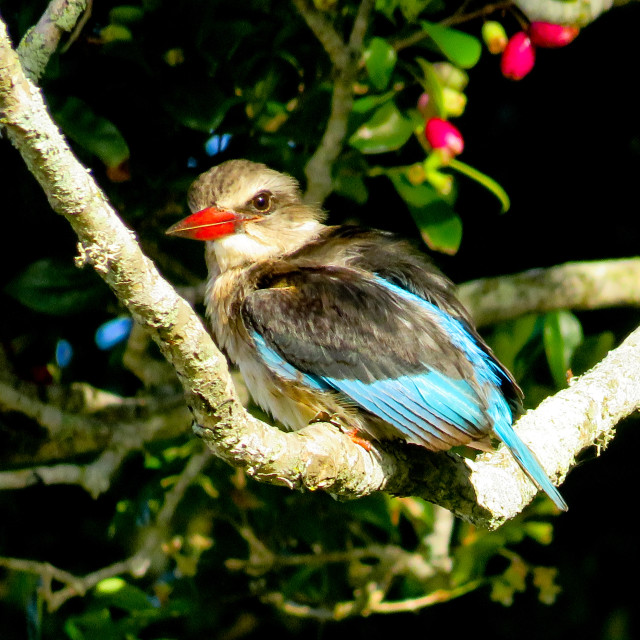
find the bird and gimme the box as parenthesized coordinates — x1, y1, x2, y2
(166, 159, 567, 511)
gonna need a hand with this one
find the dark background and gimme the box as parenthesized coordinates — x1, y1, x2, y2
(1, 1, 639, 638)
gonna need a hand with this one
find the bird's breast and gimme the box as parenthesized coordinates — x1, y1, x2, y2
(206, 269, 339, 431)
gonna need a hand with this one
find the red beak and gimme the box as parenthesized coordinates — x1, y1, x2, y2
(166, 206, 242, 241)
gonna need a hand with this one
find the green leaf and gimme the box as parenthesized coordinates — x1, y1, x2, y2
(64, 609, 113, 640)
(99, 23, 133, 43)
(487, 315, 539, 374)
(109, 5, 145, 24)
(343, 494, 395, 534)
(414, 57, 444, 116)
(163, 90, 240, 132)
(571, 331, 615, 376)
(389, 172, 462, 254)
(448, 158, 511, 213)
(54, 97, 129, 168)
(411, 199, 462, 254)
(334, 172, 368, 204)
(352, 90, 396, 114)
(95, 578, 154, 611)
(348, 102, 415, 154)
(375, 0, 437, 21)
(364, 37, 397, 90)
(420, 21, 482, 69)
(5, 259, 108, 316)
(389, 170, 440, 206)
(523, 521, 554, 545)
(543, 310, 584, 388)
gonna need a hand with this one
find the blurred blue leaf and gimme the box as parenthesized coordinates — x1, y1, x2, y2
(95, 316, 134, 350)
(205, 132, 232, 156)
(55, 339, 74, 368)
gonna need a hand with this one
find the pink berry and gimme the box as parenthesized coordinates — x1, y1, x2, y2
(501, 32, 536, 80)
(529, 21, 580, 48)
(417, 92, 430, 116)
(424, 118, 464, 156)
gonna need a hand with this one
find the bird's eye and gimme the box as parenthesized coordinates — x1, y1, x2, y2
(250, 191, 273, 213)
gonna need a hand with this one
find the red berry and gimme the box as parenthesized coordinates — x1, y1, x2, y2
(424, 118, 464, 156)
(529, 21, 580, 48)
(501, 32, 536, 81)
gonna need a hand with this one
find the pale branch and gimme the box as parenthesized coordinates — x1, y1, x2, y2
(1, 18, 639, 527)
(295, 0, 375, 205)
(122, 321, 179, 387)
(16, 0, 88, 82)
(458, 257, 640, 328)
(420, 505, 455, 573)
(290, 0, 347, 68)
(513, 0, 613, 25)
(0, 552, 148, 613)
(0, 376, 191, 467)
(262, 579, 482, 620)
(0, 455, 124, 496)
(155, 445, 213, 528)
(467, 325, 640, 524)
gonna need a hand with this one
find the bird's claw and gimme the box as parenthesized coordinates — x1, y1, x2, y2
(309, 412, 373, 451)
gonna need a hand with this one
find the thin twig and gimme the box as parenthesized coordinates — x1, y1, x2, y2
(296, 0, 375, 205)
(0, 442, 212, 612)
(392, 1, 514, 52)
(262, 578, 483, 620)
(16, 0, 88, 81)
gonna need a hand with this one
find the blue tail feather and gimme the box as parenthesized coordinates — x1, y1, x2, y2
(493, 419, 568, 511)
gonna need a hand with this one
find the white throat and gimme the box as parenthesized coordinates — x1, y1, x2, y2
(209, 219, 324, 272)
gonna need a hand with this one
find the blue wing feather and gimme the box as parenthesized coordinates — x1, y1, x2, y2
(247, 274, 567, 510)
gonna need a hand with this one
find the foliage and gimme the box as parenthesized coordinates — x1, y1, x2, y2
(1, 1, 639, 639)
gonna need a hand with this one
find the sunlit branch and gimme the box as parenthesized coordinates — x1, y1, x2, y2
(16, 0, 88, 81)
(294, 0, 375, 205)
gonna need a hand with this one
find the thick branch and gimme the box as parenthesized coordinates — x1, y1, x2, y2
(2, 19, 639, 527)
(458, 258, 640, 328)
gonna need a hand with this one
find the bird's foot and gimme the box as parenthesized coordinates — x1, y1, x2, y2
(343, 428, 373, 452)
(310, 412, 373, 451)
(310, 410, 333, 424)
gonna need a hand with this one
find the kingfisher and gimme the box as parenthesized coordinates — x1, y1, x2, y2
(167, 159, 567, 511)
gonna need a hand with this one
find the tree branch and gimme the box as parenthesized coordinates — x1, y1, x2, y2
(294, 0, 375, 204)
(458, 257, 640, 328)
(1, 18, 639, 528)
(15, 0, 88, 82)
(0, 444, 211, 612)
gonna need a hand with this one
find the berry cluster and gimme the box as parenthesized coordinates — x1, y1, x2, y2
(483, 20, 580, 81)
(418, 17, 580, 192)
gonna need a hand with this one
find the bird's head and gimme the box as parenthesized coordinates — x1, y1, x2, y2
(167, 160, 325, 271)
